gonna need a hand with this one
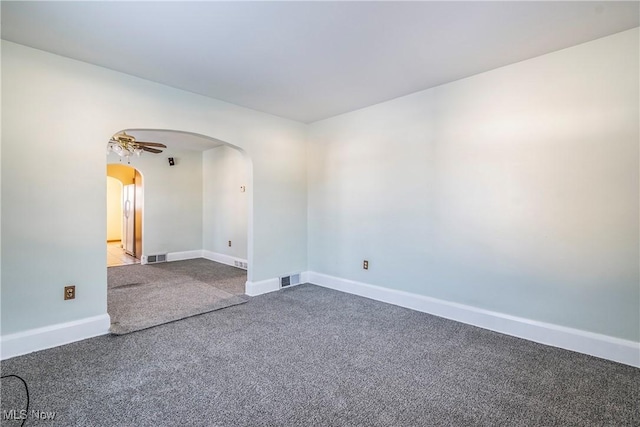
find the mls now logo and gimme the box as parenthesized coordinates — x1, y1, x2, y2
(3, 409, 57, 420)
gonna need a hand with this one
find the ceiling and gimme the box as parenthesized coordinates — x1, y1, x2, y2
(2, 1, 638, 124)
(123, 129, 226, 152)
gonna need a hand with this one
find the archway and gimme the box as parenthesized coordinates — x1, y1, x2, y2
(106, 128, 253, 288)
(105, 129, 253, 333)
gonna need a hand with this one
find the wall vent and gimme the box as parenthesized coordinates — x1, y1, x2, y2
(234, 261, 248, 270)
(280, 273, 301, 288)
(145, 254, 167, 264)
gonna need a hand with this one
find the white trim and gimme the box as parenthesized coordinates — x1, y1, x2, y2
(1, 314, 111, 360)
(245, 278, 280, 296)
(301, 271, 311, 284)
(306, 271, 640, 367)
(166, 250, 203, 262)
(202, 250, 248, 269)
(142, 250, 248, 266)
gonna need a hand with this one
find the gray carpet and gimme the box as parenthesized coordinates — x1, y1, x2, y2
(1, 284, 638, 426)
(108, 259, 248, 334)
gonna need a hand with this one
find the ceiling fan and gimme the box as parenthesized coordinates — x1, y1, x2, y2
(107, 132, 167, 159)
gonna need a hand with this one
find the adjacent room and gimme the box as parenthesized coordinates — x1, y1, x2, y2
(1, 2, 638, 426)
(105, 129, 251, 334)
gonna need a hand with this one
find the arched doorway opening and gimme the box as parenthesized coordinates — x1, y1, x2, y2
(105, 129, 253, 333)
(106, 164, 143, 267)
(106, 128, 253, 278)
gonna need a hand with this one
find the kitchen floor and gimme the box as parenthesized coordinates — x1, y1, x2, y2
(107, 241, 140, 267)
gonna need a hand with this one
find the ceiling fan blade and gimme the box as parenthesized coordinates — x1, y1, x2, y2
(135, 141, 167, 148)
(141, 147, 163, 154)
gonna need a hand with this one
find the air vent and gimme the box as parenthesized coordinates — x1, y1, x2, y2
(145, 254, 167, 264)
(234, 261, 248, 270)
(280, 273, 301, 288)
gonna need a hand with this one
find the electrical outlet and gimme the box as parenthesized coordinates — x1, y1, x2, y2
(64, 285, 76, 300)
(363, 260, 369, 270)
(228, 240, 232, 247)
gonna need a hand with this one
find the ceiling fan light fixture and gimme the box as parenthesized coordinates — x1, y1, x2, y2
(107, 132, 167, 161)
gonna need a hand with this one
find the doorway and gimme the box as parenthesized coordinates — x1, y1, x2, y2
(104, 129, 253, 333)
(105, 128, 253, 285)
(107, 164, 142, 267)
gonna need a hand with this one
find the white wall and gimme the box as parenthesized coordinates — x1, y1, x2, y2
(203, 145, 249, 259)
(308, 29, 639, 342)
(106, 177, 122, 241)
(1, 41, 307, 335)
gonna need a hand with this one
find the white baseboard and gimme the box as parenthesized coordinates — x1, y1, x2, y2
(202, 250, 248, 270)
(306, 271, 640, 368)
(245, 278, 280, 296)
(1, 314, 111, 360)
(166, 250, 203, 262)
(144, 250, 247, 267)
(301, 271, 311, 284)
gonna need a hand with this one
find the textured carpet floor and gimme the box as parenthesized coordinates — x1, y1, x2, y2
(1, 284, 638, 426)
(107, 259, 247, 334)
